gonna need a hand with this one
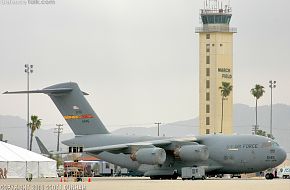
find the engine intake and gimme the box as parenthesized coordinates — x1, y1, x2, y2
(131, 147, 166, 165)
(175, 145, 209, 162)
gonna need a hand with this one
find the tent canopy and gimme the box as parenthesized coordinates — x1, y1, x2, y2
(0, 141, 57, 178)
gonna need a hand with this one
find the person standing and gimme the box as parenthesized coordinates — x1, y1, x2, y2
(3, 168, 7, 179)
(0, 168, 3, 179)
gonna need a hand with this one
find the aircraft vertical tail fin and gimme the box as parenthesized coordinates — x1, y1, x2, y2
(4, 82, 110, 135)
(35, 136, 50, 155)
(44, 82, 110, 135)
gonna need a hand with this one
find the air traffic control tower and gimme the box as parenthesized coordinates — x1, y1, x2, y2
(196, 1, 236, 135)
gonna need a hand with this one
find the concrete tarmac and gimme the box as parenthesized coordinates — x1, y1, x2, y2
(0, 177, 289, 190)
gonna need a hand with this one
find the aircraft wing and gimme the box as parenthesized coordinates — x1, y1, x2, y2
(83, 137, 197, 154)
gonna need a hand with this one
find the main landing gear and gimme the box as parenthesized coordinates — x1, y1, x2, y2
(150, 175, 178, 180)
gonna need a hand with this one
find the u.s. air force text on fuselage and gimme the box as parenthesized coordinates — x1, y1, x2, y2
(226, 144, 259, 149)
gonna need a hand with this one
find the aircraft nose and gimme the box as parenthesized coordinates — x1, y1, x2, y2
(276, 147, 287, 164)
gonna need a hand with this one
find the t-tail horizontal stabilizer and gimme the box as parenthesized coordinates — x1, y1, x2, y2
(3, 88, 89, 95)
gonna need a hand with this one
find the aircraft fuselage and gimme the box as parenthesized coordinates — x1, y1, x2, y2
(63, 134, 286, 176)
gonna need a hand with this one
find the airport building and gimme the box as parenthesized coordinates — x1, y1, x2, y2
(196, 1, 237, 135)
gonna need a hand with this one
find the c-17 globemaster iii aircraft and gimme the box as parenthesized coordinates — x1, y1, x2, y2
(4, 82, 286, 179)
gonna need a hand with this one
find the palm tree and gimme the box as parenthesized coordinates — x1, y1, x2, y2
(251, 84, 265, 134)
(219, 82, 233, 133)
(29, 115, 42, 151)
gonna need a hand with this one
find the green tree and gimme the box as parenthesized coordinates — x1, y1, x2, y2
(256, 129, 267, 137)
(250, 84, 265, 134)
(50, 155, 63, 169)
(219, 82, 233, 133)
(29, 115, 42, 151)
(256, 129, 275, 139)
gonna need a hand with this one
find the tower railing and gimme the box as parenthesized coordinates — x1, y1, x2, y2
(195, 26, 237, 33)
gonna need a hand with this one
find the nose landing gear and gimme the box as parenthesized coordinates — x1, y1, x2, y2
(265, 173, 274, 180)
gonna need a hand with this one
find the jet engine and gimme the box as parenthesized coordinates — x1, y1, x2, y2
(131, 147, 166, 165)
(174, 145, 209, 162)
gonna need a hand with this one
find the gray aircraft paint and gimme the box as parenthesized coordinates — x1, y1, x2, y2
(45, 83, 109, 135)
(4, 82, 287, 177)
(35, 136, 50, 155)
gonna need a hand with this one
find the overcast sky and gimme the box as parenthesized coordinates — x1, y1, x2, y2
(0, 0, 289, 132)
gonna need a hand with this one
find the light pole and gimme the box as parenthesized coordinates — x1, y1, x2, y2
(25, 64, 33, 150)
(154, 122, 161, 136)
(269, 80, 276, 136)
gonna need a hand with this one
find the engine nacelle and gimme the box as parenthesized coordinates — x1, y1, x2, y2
(131, 147, 166, 165)
(175, 145, 209, 162)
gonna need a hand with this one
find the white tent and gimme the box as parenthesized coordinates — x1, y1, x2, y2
(0, 141, 57, 178)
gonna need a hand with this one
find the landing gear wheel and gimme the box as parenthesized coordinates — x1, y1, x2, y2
(265, 173, 274, 180)
(191, 176, 195, 180)
(172, 172, 178, 180)
(163, 176, 172, 180)
(171, 175, 178, 180)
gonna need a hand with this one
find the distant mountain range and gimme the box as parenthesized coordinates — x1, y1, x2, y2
(0, 104, 289, 153)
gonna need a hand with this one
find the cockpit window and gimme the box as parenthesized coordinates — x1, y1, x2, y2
(271, 141, 279, 147)
(261, 142, 271, 148)
(261, 141, 279, 148)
